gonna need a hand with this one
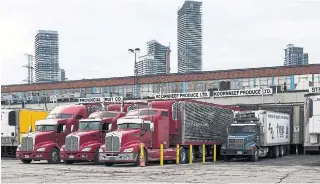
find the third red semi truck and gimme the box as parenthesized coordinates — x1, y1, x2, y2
(60, 101, 148, 164)
(98, 99, 235, 166)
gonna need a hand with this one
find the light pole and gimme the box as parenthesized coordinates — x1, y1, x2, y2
(128, 48, 140, 98)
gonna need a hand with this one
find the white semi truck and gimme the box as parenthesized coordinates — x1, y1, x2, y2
(221, 110, 290, 162)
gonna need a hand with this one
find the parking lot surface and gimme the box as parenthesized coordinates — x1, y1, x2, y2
(1, 155, 320, 183)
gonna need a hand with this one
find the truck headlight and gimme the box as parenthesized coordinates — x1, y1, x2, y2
(221, 145, 226, 149)
(99, 148, 104, 153)
(123, 148, 134, 153)
(16, 146, 21, 152)
(82, 147, 91, 152)
(36, 147, 45, 152)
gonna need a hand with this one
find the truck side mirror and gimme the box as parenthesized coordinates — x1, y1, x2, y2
(108, 124, 112, 131)
(71, 125, 74, 132)
(101, 123, 107, 133)
(63, 125, 66, 133)
(76, 115, 83, 120)
(28, 126, 32, 133)
(142, 123, 150, 131)
(309, 99, 313, 118)
(8, 111, 16, 126)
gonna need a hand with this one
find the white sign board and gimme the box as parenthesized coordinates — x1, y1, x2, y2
(309, 87, 320, 94)
(154, 92, 210, 100)
(294, 126, 300, 133)
(78, 96, 123, 103)
(213, 88, 273, 98)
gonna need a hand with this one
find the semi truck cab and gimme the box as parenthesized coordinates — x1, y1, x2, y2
(16, 104, 94, 164)
(99, 108, 170, 166)
(221, 112, 263, 161)
(60, 110, 126, 164)
(221, 110, 290, 162)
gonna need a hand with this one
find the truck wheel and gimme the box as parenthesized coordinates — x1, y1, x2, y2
(64, 160, 74, 165)
(224, 156, 230, 162)
(186, 148, 196, 163)
(279, 146, 284, 157)
(21, 159, 32, 164)
(250, 150, 259, 162)
(105, 163, 114, 166)
(48, 148, 61, 164)
(272, 146, 279, 158)
(134, 149, 148, 166)
(177, 147, 187, 164)
(93, 149, 100, 165)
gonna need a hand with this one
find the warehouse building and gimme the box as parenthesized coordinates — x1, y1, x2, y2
(1, 64, 319, 104)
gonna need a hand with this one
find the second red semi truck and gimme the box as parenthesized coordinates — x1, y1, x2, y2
(99, 99, 235, 166)
(60, 102, 148, 164)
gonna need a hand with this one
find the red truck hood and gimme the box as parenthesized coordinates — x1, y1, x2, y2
(25, 131, 56, 146)
(111, 129, 141, 147)
(69, 130, 102, 146)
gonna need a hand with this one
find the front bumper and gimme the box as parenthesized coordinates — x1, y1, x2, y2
(60, 151, 95, 161)
(220, 149, 254, 156)
(99, 152, 137, 163)
(16, 151, 50, 160)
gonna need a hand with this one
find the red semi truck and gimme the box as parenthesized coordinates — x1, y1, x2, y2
(60, 102, 148, 164)
(98, 99, 235, 166)
(16, 96, 123, 164)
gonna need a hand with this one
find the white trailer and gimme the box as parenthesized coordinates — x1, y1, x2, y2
(1, 109, 17, 157)
(221, 110, 290, 162)
(303, 92, 320, 153)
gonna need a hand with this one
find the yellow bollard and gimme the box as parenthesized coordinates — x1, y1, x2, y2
(189, 145, 193, 164)
(140, 143, 145, 167)
(213, 144, 216, 162)
(160, 144, 164, 166)
(202, 144, 205, 164)
(176, 144, 180, 164)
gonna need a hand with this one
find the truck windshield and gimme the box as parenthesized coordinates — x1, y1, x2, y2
(46, 113, 73, 119)
(229, 125, 257, 134)
(79, 121, 101, 131)
(36, 125, 56, 132)
(118, 123, 140, 129)
(126, 110, 158, 116)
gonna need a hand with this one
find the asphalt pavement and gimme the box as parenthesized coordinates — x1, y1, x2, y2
(1, 155, 320, 183)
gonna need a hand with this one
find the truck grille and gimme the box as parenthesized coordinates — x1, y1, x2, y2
(228, 138, 244, 149)
(105, 135, 120, 152)
(21, 137, 34, 151)
(65, 136, 79, 151)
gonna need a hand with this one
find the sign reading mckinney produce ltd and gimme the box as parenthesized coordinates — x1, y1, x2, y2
(213, 88, 273, 98)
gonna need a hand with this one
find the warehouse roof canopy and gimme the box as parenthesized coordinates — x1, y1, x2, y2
(2, 64, 320, 93)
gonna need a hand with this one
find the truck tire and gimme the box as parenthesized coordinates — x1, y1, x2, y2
(224, 156, 230, 162)
(250, 150, 259, 162)
(105, 163, 114, 166)
(93, 149, 100, 165)
(177, 147, 187, 164)
(21, 159, 32, 164)
(48, 148, 61, 164)
(279, 146, 284, 157)
(134, 149, 148, 167)
(272, 146, 279, 158)
(64, 160, 74, 165)
(186, 148, 196, 163)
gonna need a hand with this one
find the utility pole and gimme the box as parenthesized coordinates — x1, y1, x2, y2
(128, 48, 140, 98)
(23, 53, 34, 83)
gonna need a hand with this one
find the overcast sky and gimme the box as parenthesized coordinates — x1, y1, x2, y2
(1, 0, 319, 85)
